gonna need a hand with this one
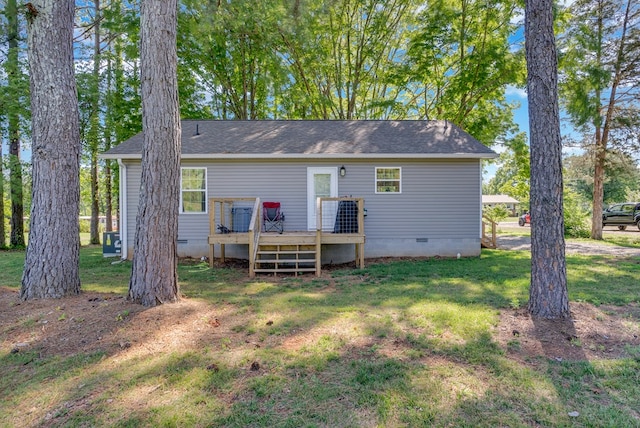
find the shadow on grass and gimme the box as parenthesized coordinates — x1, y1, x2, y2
(2, 247, 640, 426)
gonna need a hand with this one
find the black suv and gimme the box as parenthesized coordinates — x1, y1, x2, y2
(602, 202, 640, 230)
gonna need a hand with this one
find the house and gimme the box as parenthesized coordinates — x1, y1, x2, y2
(102, 120, 497, 273)
(482, 194, 520, 216)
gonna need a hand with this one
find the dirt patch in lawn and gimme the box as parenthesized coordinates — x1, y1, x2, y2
(1, 278, 639, 364)
(496, 302, 640, 363)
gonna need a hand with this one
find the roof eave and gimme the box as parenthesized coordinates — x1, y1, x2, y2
(100, 153, 498, 160)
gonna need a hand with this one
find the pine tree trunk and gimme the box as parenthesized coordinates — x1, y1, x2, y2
(0, 144, 5, 248)
(525, 0, 570, 319)
(591, 0, 631, 240)
(21, 0, 81, 300)
(591, 137, 605, 240)
(7, 0, 25, 248)
(104, 139, 114, 232)
(90, 152, 100, 244)
(89, 0, 101, 245)
(104, 30, 114, 233)
(128, 0, 181, 306)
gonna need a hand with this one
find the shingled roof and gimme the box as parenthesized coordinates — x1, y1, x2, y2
(102, 120, 497, 160)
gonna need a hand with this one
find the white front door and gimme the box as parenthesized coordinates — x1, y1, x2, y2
(307, 167, 338, 230)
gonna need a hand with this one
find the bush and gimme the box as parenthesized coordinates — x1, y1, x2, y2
(483, 204, 510, 223)
(79, 219, 91, 233)
(564, 189, 590, 238)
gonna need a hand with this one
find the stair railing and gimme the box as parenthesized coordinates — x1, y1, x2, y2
(249, 197, 261, 278)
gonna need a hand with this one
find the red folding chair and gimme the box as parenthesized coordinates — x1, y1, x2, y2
(263, 202, 285, 233)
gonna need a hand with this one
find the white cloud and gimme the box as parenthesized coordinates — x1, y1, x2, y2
(505, 85, 527, 99)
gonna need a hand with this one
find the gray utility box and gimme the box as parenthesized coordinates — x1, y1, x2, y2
(232, 207, 253, 232)
(103, 232, 121, 258)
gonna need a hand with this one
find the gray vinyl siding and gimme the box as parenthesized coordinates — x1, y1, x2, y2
(124, 162, 141, 253)
(334, 159, 480, 239)
(122, 158, 482, 257)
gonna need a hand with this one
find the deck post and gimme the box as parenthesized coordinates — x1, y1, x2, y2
(248, 230, 255, 278)
(248, 198, 260, 278)
(316, 197, 322, 277)
(491, 221, 497, 248)
(207, 198, 216, 268)
(358, 198, 365, 268)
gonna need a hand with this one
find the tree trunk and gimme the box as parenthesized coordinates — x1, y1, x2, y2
(0, 144, 5, 248)
(128, 0, 181, 306)
(525, 0, 569, 319)
(7, 0, 25, 248)
(90, 151, 100, 244)
(104, 126, 114, 232)
(591, 134, 605, 240)
(89, 0, 102, 245)
(590, 0, 632, 240)
(21, 0, 81, 300)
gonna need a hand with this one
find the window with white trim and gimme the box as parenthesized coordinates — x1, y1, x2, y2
(375, 167, 401, 193)
(180, 167, 207, 213)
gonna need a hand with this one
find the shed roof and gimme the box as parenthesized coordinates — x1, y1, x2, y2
(102, 120, 497, 160)
(482, 195, 520, 204)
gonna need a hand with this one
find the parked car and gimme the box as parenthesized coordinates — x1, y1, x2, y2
(602, 202, 640, 230)
(518, 212, 531, 226)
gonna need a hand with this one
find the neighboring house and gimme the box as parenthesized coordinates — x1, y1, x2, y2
(482, 194, 520, 216)
(102, 120, 497, 265)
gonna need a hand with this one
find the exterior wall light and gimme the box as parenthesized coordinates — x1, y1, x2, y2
(340, 165, 346, 177)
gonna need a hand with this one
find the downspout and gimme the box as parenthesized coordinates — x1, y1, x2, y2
(118, 159, 128, 260)
(479, 161, 483, 239)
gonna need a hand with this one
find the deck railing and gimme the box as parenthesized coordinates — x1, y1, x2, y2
(208, 197, 259, 265)
(481, 216, 497, 249)
(316, 197, 365, 233)
(317, 197, 365, 267)
(249, 198, 261, 277)
(208, 196, 366, 273)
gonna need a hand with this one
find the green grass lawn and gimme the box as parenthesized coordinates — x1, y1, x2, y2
(1, 242, 639, 427)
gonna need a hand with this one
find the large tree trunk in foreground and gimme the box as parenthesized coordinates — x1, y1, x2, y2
(525, 0, 569, 318)
(128, 0, 181, 306)
(21, 0, 81, 300)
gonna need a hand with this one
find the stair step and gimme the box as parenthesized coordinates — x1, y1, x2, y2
(254, 268, 317, 273)
(259, 245, 315, 251)
(257, 250, 316, 255)
(254, 236, 319, 276)
(255, 262, 316, 269)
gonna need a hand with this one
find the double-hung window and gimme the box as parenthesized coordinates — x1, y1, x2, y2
(180, 167, 207, 213)
(375, 167, 401, 193)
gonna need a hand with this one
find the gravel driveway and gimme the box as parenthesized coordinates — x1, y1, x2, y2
(496, 232, 640, 257)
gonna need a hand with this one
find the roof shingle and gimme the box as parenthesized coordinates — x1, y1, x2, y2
(102, 120, 497, 159)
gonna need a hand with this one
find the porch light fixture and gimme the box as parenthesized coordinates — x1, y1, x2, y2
(340, 165, 346, 177)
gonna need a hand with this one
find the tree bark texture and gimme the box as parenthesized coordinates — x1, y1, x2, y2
(128, 0, 181, 306)
(21, 0, 81, 300)
(525, 0, 570, 318)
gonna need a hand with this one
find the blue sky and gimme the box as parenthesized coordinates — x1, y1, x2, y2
(482, 85, 529, 183)
(484, 83, 583, 184)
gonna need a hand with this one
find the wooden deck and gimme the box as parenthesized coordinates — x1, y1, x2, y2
(208, 197, 365, 277)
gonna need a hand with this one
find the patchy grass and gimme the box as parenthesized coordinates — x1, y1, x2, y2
(600, 232, 640, 248)
(1, 246, 639, 427)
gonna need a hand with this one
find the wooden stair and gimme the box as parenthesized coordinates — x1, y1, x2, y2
(481, 217, 497, 249)
(254, 243, 318, 276)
